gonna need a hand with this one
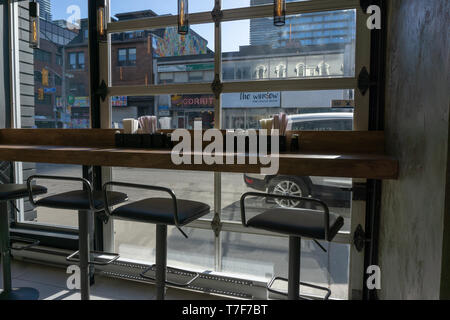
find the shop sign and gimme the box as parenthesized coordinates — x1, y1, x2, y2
(158, 63, 214, 73)
(56, 97, 63, 107)
(331, 100, 355, 108)
(111, 96, 128, 107)
(186, 63, 214, 71)
(67, 95, 75, 105)
(73, 96, 90, 107)
(171, 95, 215, 108)
(222, 92, 281, 108)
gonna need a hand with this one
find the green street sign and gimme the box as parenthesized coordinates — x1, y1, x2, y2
(67, 95, 75, 105)
(186, 63, 214, 71)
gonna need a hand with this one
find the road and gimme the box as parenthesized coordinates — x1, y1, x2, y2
(28, 163, 351, 299)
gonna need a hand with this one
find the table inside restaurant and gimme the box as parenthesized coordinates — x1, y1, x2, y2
(0, 129, 398, 180)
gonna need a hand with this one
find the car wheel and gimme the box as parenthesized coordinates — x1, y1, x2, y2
(268, 177, 310, 208)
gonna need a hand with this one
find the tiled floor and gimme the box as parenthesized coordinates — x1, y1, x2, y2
(0, 259, 227, 300)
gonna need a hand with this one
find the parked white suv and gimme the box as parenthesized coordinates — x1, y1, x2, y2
(244, 112, 353, 207)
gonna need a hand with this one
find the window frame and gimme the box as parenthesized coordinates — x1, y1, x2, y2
(6, 0, 375, 301)
(102, 0, 371, 300)
(117, 47, 137, 67)
(68, 51, 85, 70)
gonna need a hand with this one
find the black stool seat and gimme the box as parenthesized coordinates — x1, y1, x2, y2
(111, 197, 210, 225)
(247, 208, 344, 240)
(36, 190, 128, 211)
(0, 184, 47, 201)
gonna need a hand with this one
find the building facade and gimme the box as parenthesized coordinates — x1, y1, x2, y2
(33, 17, 78, 128)
(36, 0, 52, 21)
(31, 9, 210, 129)
(155, 44, 354, 130)
(250, 0, 355, 49)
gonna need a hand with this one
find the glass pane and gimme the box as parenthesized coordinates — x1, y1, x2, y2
(111, 93, 215, 130)
(223, 0, 251, 10)
(21, 163, 83, 228)
(111, 23, 214, 86)
(111, 168, 215, 269)
(221, 232, 349, 299)
(78, 52, 85, 67)
(222, 10, 356, 80)
(220, 90, 354, 234)
(220, 86, 352, 297)
(110, 0, 214, 16)
(14, 0, 89, 227)
(23, 0, 91, 129)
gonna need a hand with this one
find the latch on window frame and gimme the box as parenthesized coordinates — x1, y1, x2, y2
(353, 224, 371, 252)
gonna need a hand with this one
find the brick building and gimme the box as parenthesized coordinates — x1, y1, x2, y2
(61, 10, 210, 126)
(64, 19, 90, 128)
(33, 18, 77, 128)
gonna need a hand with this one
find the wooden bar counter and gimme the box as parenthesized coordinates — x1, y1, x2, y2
(0, 129, 398, 180)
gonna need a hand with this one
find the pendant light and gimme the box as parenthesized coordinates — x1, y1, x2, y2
(97, 0, 107, 42)
(178, 0, 189, 35)
(274, 0, 286, 26)
(29, 1, 40, 48)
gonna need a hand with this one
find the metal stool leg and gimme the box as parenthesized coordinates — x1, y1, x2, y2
(88, 209, 95, 285)
(78, 210, 91, 300)
(288, 236, 301, 300)
(0, 201, 39, 300)
(155, 224, 167, 300)
(1, 202, 12, 295)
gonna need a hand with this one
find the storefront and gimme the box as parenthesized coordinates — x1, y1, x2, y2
(221, 90, 353, 129)
(169, 94, 215, 129)
(69, 96, 90, 128)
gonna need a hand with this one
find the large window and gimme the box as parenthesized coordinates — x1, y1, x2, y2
(8, 0, 370, 300)
(68, 52, 85, 70)
(117, 48, 137, 66)
(11, 0, 89, 229)
(104, 0, 366, 300)
(109, 13, 216, 270)
(34, 49, 51, 63)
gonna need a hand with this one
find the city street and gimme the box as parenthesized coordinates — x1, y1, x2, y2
(29, 163, 350, 298)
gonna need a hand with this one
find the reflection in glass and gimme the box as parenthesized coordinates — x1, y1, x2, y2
(273, 0, 286, 26)
(97, 0, 107, 41)
(222, 10, 356, 82)
(15, 1, 89, 226)
(221, 232, 350, 299)
(29, 2, 40, 48)
(111, 168, 214, 269)
(178, 0, 189, 35)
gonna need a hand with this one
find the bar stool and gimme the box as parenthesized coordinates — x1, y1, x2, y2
(240, 192, 344, 300)
(26, 175, 128, 300)
(103, 182, 211, 300)
(0, 183, 47, 300)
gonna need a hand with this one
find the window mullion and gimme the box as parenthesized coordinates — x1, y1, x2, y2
(108, 77, 357, 97)
(348, 7, 371, 300)
(213, 0, 222, 273)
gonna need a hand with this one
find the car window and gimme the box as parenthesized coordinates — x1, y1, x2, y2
(291, 119, 353, 131)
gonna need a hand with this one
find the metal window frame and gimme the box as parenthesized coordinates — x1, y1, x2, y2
(7, 0, 89, 244)
(5, 0, 374, 300)
(101, 0, 370, 300)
